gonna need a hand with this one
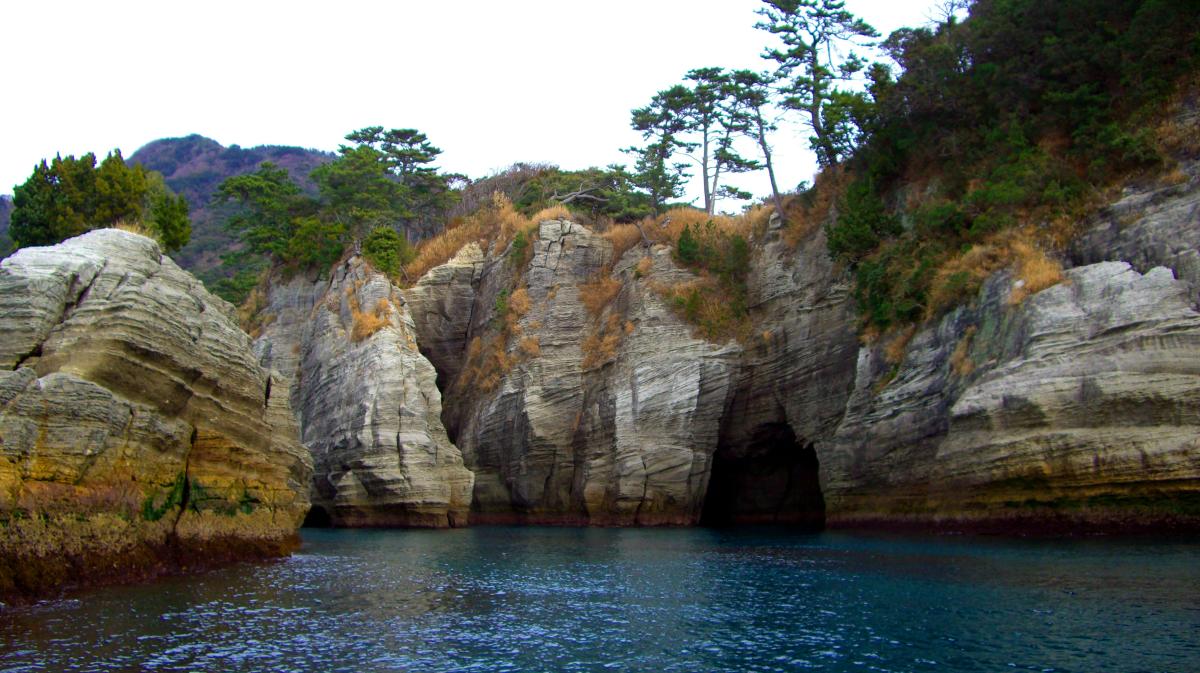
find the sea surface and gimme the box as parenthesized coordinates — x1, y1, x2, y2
(1, 527, 1197, 672)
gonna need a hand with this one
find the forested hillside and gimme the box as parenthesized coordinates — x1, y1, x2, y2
(128, 135, 333, 287)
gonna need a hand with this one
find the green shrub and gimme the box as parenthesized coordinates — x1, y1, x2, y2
(362, 226, 413, 277)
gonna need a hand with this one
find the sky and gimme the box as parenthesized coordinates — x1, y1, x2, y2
(1, 0, 944, 207)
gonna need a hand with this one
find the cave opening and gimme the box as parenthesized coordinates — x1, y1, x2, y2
(302, 504, 333, 528)
(701, 422, 825, 529)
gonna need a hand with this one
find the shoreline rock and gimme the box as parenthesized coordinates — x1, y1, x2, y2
(0, 229, 312, 599)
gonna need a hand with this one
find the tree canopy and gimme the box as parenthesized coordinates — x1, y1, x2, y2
(10, 151, 190, 252)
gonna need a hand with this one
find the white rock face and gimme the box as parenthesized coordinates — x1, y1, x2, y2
(255, 256, 473, 527)
(0, 230, 312, 594)
(821, 262, 1200, 526)
(408, 221, 739, 524)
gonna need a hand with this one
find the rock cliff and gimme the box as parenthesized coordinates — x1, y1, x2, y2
(404, 180, 1200, 531)
(0, 229, 312, 597)
(253, 256, 472, 527)
(407, 220, 739, 524)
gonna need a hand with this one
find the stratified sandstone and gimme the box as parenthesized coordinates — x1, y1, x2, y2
(407, 220, 739, 524)
(821, 262, 1200, 528)
(0, 229, 312, 597)
(254, 257, 473, 527)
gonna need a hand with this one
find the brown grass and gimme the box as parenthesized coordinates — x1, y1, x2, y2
(579, 275, 622, 316)
(404, 192, 532, 284)
(602, 223, 645, 261)
(1156, 74, 1200, 158)
(236, 275, 270, 333)
(634, 256, 654, 278)
(926, 243, 1011, 318)
(641, 207, 751, 248)
(582, 314, 625, 370)
(950, 325, 978, 376)
(653, 277, 753, 344)
(529, 204, 572, 223)
(1007, 241, 1065, 305)
(509, 287, 531, 317)
(883, 325, 917, 365)
(351, 297, 391, 342)
(519, 336, 541, 358)
(784, 166, 849, 249)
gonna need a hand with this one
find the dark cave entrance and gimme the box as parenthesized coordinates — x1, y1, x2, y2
(701, 423, 825, 528)
(302, 504, 333, 528)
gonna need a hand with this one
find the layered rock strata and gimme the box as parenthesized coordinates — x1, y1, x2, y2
(820, 262, 1200, 528)
(253, 257, 473, 527)
(0, 229, 312, 597)
(407, 220, 740, 524)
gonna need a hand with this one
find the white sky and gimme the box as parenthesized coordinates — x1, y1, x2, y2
(0, 0, 942, 207)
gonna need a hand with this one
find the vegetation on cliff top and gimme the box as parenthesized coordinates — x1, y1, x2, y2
(629, 0, 1200, 335)
(8, 151, 191, 253)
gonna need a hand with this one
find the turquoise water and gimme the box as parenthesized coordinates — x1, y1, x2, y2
(1, 527, 1197, 672)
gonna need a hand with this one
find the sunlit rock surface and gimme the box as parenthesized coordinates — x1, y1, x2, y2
(0, 229, 312, 596)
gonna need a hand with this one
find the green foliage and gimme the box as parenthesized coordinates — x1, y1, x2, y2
(510, 165, 655, 222)
(362, 226, 414, 277)
(286, 216, 346, 271)
(668, 218, 753, 339)
(214, 127, 458, 286)
(10, 151, 190, 251)
(141, 472, 187, 522)
(757, 0, 879, 167)
(676, 223, 701, 264)
(820, 0, 1200, 331)
(826, 178, 899, 263)
(493, 289, 509, 318)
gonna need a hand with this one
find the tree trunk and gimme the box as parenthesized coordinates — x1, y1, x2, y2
(757, 118, 785, 220)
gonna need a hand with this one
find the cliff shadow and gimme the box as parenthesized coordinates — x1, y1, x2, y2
(701, 422, 825, 529)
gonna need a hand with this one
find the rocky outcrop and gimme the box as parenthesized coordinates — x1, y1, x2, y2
(701, 218, 859, 526)
(409, 220, 740, 524)
(253, 257, 472, 527)
(1073, 161, 1200, 303)
(0, 229, 312, 597)
(820, 262, 1200, 528)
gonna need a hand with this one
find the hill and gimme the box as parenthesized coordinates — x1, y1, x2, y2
(128, 134, 333, 285)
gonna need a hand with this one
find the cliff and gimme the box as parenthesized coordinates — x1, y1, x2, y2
(252, 256, 473, 527)
(0, 229, 312, 598)
(394, 166, 1200, 531)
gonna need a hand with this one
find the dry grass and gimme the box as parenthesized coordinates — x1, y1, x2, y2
(784, 167, 849, 249)
(602, 223, 646, 261)
(518, 336, 541, 358)
(110, 220, 156, 240)
(579, 275, 622, 316)
(925, 229, 1067, 316)
(950, 325, 978, 376)
(582, 314, 625, 370)
(634, 256, 654, 278)
(1007, 241, 1065, 305)
(1156, 74, 1200, 158)
(882, 325, 917, 365)
(236, 276, 270, 333)
(926, 243, 1011, 318)
(641, 207, 751, 248)
(351, 297, 391, 342)
(529, 204, 572, 223)
(404, 192, 532, 284)
(455, 334, 517, 394)
(509, 287, 531, 316)
(653, 277, 753, 344)
(1160, 167, 1191, 186)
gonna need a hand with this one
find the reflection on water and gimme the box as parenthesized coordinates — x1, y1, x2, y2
(2, 527, 1198, 672)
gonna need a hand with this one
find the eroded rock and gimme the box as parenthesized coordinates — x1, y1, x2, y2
(0, 229, 312, 597)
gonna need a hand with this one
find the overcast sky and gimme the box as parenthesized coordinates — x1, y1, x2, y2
(1, 0, 942, 207)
